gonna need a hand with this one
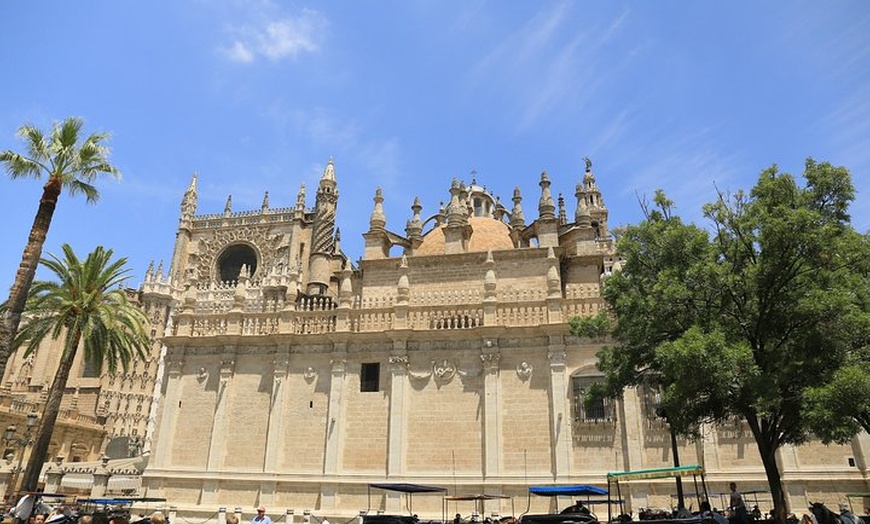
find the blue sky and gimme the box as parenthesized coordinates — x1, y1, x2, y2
(1, 1, 868, 292)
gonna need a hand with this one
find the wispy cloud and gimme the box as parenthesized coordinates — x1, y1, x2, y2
(612, 124, 746, 227)
(221, 8, 327, 63)
(468, 3, 634, 132)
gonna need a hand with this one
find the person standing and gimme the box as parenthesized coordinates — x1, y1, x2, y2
(839, 504, 864, 524)
(252, 507, 271, 524)
(729, 483, 750, 524)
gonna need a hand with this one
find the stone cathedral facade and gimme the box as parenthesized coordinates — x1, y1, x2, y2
(112, 160, 870, 516)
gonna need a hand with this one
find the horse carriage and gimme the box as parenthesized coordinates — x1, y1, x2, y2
(517, 484, 612, 524)
(605, 465, 714, 524)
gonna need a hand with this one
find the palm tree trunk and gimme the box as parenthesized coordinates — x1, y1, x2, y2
(19, 324, 78, 492)
(0, 176, 61, 384)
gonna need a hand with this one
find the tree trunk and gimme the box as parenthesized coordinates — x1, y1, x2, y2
(19, 326, 79, 492)
(748, 417, 789, 524)
(0, 176, 61, 384)
(759, 442, 788, 524)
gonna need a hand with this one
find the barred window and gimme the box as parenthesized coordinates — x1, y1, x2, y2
(572, 376, 613, 422)
(641, 385, 665, 420)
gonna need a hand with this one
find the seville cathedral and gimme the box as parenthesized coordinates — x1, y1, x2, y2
(1, 160, 868, 518)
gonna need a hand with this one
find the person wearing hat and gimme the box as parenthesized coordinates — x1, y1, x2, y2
(252, 507, 271, 524)
(839, 504, 864, 524)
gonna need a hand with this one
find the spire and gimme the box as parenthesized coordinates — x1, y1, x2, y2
(558, 193, 567, 225)
(261, 191, 270, 213)
(322, 157, 336, 182)
(180, 172, 198, 220)
(369, 187, 386, 230)
(538, 171, 555, 220)
(575, 182, 592, 228)
(510, 187, 525, 228)
(311, 157, 338, 256)
(334, 228, 341, 254)
(145, 261, 155, 283)
(224, 195, 232, 217)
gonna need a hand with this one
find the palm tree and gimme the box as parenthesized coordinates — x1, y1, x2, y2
(0, 117, 120, 383)
(9, 244, 149, 492)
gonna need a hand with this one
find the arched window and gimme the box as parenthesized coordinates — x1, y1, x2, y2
(217, 244, 258, 282)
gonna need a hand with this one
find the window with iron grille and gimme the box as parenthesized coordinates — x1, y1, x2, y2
(641, 385, 665, 420)
(572, 376, 613, 422)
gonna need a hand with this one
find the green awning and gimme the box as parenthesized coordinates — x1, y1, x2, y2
(607, 464, 704, 482)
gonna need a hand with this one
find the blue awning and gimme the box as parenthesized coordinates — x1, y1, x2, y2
(529, 485, 608, 497)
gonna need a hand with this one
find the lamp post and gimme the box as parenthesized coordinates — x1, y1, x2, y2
(3, 411, 38, 500)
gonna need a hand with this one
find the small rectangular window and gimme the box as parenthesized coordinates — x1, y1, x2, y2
(361, 363, 380, 392)
(82, 358, 99, 378)
(572, 376, 613, 422)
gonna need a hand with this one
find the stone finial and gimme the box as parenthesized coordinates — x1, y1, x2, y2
(261, 191, 270, 213)
(224, 195, 233, 217)
(558, 193, 567, 225)
(296, 184, 307, 210)
(405, 196, 423, 238)
(546, 247, 561, 298)
(538, 171, 555, 219)
(145, 261, 155, 283)
(447, 179, 466, 226)
(334, 228, 341, 254)
(397, 256, 410, 305)
(484, 249, 497, 299)
(510, 186, 525, 227)
(339, 266, 353, 308)
(369, 187, 386, 230)
(434, 201, 447, 227)
(493, 196, 506, 221)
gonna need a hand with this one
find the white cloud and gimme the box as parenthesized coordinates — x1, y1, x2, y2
(222, 9, 327, 63)
(226, 41, 255, 63)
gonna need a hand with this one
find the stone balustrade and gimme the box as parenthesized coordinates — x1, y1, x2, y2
(167, 279, 603, 338)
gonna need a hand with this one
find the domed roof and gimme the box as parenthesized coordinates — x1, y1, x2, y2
(415, 216, 515, 256)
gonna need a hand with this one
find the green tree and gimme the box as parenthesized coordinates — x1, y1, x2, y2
(9, 244, 149, 492)
(804, 360, 870, 443)
(572, 160, 870, 524)
(0, 117, 120, 384)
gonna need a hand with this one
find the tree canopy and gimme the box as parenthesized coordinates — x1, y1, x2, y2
(571, 159, 870, 524)
(11, 244, 149, 492)
(0, 117, 120, 384)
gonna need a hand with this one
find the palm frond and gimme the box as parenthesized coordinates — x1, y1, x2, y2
(0, 151, 45, 179)
(19, 243, 149, 376)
